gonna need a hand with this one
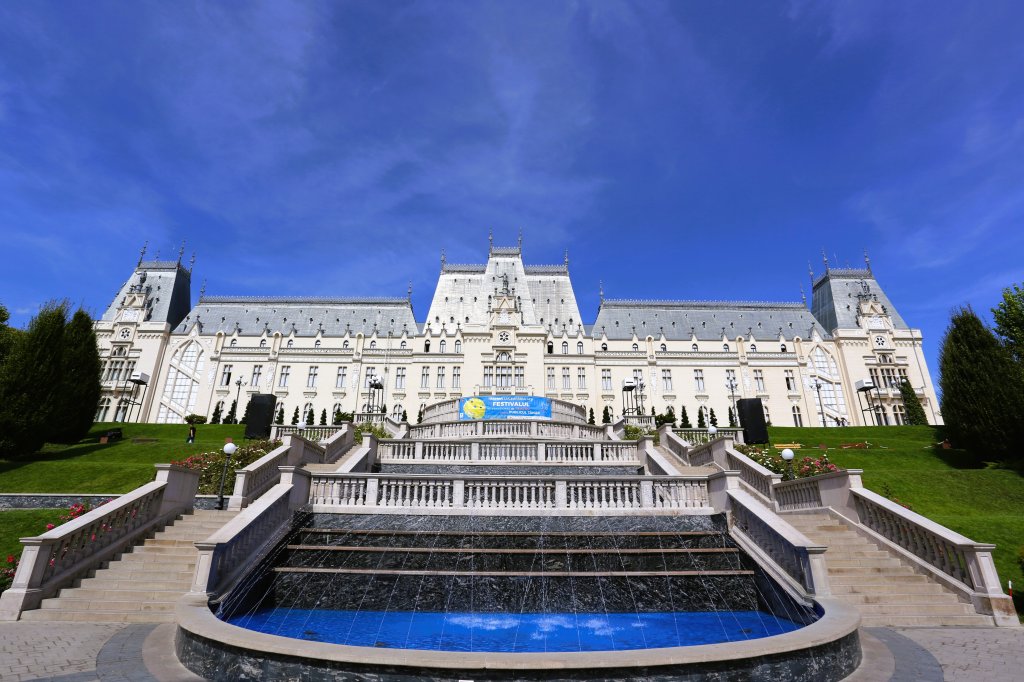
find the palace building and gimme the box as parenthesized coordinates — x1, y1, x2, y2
(93, 240, 941, 428)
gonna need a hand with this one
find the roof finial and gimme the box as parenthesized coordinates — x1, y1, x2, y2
(177, 240, 185, 265)
(599, 279, 604, 304)
(564, 249, 569, 267)
(822, 249, 829, 271)
(189, 252, 196, 274)
(138, 241, 148, 267)
(440, 248, 446, 270)
(488, 229, 493, 251)
(864, 248, 872, 273)
(800, 285, 807, 307)
(407, 280, 413, 302)
(517, 228, 523, 250)
(199, 279, 207, 299)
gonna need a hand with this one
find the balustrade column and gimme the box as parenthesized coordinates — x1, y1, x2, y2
(555, 480, 567, 507)
(471, 442, 480, 460)
(594, 443, 602, 461)
(640, 480, 654, 508)
(364, 478, 380, 506)
(475, 421, 483, 436)
(453, 479, 465, 507)
(537, 443, 545, 460)
(414, 441, 423, 460)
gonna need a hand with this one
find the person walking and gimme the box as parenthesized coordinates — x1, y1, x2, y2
(187, 425, 196, 444)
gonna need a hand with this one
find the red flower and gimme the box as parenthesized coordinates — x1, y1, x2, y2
(46, 523, 55, 530)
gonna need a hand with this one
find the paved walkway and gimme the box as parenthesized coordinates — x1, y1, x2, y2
(0, 620, 1020, 680)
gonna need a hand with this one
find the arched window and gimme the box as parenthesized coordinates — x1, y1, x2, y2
(562, 341, 569, 354)
(439, 340, 447, 353)
(577, 341, 584, 354)
(369, 340, 376, 349)
(95, 397, 111, 422)
(723, 343, 729, 352)
(660, 343, 667, 352)
(315, 340, 321, 348)
(260, 339, 267, 348)
(792, 406, 803, 427)
(632, 343, 639, 351)
(749, 344, 756, 353)
(400, 340, 407, 349)
(302, 402, 314, 423)
(156, 341, 204, 424)
(547, 342, 553, 354)
(115, 397, 130, 421)
(601, 342, 608, 351)
(496, 351, 511, 362)
(780, 343, 787, 353)
(691, 343, 698, 351)
(424, 340, 431, 352)
(287, 339, 294, 348)
(454, 340, 462, 353)
(892, 404, 906, 426)
(343, 340, 350, 349)
(214, 400, 225, 421)
(229, 339, 237, 347)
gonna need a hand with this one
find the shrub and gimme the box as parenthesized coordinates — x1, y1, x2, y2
(171, 439, 280, 495)
(353, 422, 388, 441)
(184, 414, 207, 424)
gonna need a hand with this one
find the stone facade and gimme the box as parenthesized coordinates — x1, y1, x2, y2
(93, 242, 940, 427)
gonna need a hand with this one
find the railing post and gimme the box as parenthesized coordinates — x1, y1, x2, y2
(190, 542, 218, 596)
(537, 442, 545, 461)
(640, 480, 654, 508)
(471, 442, 480, 460)
(364, 478, 379, 507)
(0, 539, 54, 619)
(154, 464, 200, 516)
(593, 443, 602, 461)
(530, 420, 538, 437)
(279, 467, 313, 509)
(453, 479, 465, 507)
(227, 470, 249, 511)
(555, 480, 567, 508)
(414, 441, 423, 460)
(475, 421, 483, 436)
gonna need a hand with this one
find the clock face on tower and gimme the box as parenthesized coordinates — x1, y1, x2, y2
(498, 331, 510, 343)
(874, 335, 886, 348)
(119, 328, 132, 340)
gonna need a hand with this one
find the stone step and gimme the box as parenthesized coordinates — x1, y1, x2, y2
(129, 545, 198, 557)
(55, 588, 186, 602)
(822, 550, 890, 559)
(93, 567, 194, 581)
(858, 614, 993, 627)
(40, 597, 177, 612)
(75, 577, 190, 591)
(142, 538, 202, 548)
(839, 592, 967, 605)
(117, 554, 197, 568)
(853, 602, 977, 616)
(829, 573, 930, 585)
(21, 609, 177, 623)
(824, 558, 903, 569)
(827, 565, 918, 575)
(829, 582, 952, 596)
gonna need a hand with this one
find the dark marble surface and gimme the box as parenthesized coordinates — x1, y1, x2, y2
(176, 626, 861, 682)
(309, 514, 726, 534)
(0, 493, 220, 510)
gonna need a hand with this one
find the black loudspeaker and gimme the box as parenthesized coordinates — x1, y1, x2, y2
(244, 394, 277, 439)
(736, 398, 769, 444)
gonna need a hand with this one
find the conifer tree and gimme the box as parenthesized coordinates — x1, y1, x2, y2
(588, 408, 595, 425)
(306, 408, 315, 424)
(697, 408, 706, 429)
(402, 409, 408, 422)
(291, 406, 300, 425)
(679, 406, 692, 428)
(53, 309, 101, 443)
(224, 399, 237, 424)
(665, 405, 676, 427)
(275, 405, 284, 425)
(210, 402, 222, 424)
(993, 283, 1024, 364)
(728, 407, 736, 427)
(240, 400, 251, 425)
(416, 405, 424, 424)
(320, 408, 327, 425)
(333, 409, 342, 425)
(897, 379, 929, 426)
(709, 407, 719, 427)
(602, 405, 611, 424)
(939, 306, 1024, 460)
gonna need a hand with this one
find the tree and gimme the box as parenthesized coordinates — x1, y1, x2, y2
(679, 406, 692, 428)
(993, 283, 1024, 363)
(224, 400, 238, 424)
(275, 405, 284, 425)
(320, 408, 327, 425)
(210, 402, 223, 424)
(709, 407, 718, 427)
(291, 406, 300, 425)
(306, 408, 315, 424)
(402, 409, 408, 422)
(897, 379, 929, 426)
(416, 405, 424, 424)
(939, 306, 1024, 460)
(51, 309, 101, 444)
(601, 405, 611, 424)
(333, 409, 342, 425)
(588, 408, 595, 425)
(650, 405, 656, 416)
(664, 405, 676, 427)
(240, 400, 251, 425)
(728, 407, 736, 427)
(0, 302, 67, 456)
(697, 408, 706, 429)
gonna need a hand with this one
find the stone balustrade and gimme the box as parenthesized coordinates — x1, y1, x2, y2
(420, 397, 587, 424)
(272, 424, 343, 441)
(726, 450, 782, 505)
(375, 439, 641, 465)
(674, 427, 744, 445)
(308, 473, 711, 513)
(407, 419, 608, 440)
(353, 412, 387, 424)
(0, 464, 200, 620)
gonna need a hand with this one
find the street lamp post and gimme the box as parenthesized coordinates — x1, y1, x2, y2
(233, 378, 245, 424)
(725, 376, 738, 425)
(781, 448, 795, 481)
(813, 379, 824, 427)
(217, 439, 238, 510)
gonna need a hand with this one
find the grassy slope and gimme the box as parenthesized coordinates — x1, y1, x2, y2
(0, 510, 62, 561)
(768, 425, 1024, 614)
(0, 422, 245, 493)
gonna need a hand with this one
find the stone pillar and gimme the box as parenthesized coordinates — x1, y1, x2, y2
(414, 441, 424, 460)
(555, 480, 568, 508)
(364, 478, 379, 507)
(453, 480, 465, 507)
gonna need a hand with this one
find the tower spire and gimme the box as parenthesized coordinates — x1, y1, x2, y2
(407, 280, 413, 302)
(800, 285, 807, 307)
(138, 241, 148, 267)
(564, 249, 569, 267)
(517, 228, 523, 250)
(488, 229, 493, 252)
(599, 279, 604, 304)
(199, 279, 207, 300)
(440, 249, 446, 271)
(822, 249, 829, 271)
(177, 240, 185, 265)
(189, 252, 196, 274)
(864, 248, 872, 274)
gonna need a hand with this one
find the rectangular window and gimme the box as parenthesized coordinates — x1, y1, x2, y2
(792, 406, 803, 427)
(125, 361, 136, 380)
(601, 369, 612, 391)
(661, 369, 672, 392)
(754, 370, 765, 392)
(307, 366, 318, 388)
(577, 367, 586, 389)
(251, 365, 262, 386)
(633, 369, 644, 384)
(547, 367, 555, 390)
(785, 370, 795, 392)
(221, 365, 233, 386)
(364, 367, 377, 388)
(869, 368, 881, 388)
(336, 367, 347, 388)
(496, 366, 511, 388)
(278, 365, 290, 387)
(394, 367, 405, 389)
(421, 367, 430, 388)
(483, 366, 493, 387)
(515, 366, 524, 387)
(694, 369, 705, 392)
(436, 367, 445, 389)
(562, 367, 570, 390)
(452, 366, 461, 389)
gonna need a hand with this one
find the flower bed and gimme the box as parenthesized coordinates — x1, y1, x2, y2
(171, 440, 280, 495)
(734, 443, 840, 478)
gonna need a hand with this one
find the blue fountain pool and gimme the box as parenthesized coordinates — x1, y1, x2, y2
(226, 609, 804, 652)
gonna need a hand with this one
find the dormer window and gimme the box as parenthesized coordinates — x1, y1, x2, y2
(561, 341, 568, 354)
(660, 343, 667, 352)
(315, 340, 321, 348)
(287, 339, 293, 348)
(425, 340, 431, 353)
(723, 343, 729, 351)
(547, 341, 553, 354)
(780, 343, 787, 353)
(369, 340, 376, 349)
(601, 343, 608, 351)
(691, 343, 698, 351)
(577, 342, 584, 354)
(343, 340, 350, 349)
(400, 340, 407, 349)
(259, 339, 267, 348)
(229, 339, 237, 347)
(749, 344, 756, 353)
(632, 343, 639, 351)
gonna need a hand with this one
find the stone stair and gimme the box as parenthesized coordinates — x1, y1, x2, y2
(21, 509, 237, 623)
(784, 512, 994, 627)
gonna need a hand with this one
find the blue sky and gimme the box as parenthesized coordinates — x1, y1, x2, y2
(2, 1, 1023, 382)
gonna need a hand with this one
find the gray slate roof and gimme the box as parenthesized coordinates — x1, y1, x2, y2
(102, 261, 192, 329)
(811, 269, 909, 332)
(593, 299, 830, 341)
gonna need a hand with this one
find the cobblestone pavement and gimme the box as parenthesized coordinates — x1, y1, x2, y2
(0, 620, 1020, 680)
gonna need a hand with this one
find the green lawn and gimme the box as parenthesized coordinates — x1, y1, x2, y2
(1, 509, 62, 562)
(768, 425, 1024, 615)
(0, 422, 245, 494)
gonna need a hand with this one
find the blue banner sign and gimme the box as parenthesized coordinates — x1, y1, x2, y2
(459, 396, 552, 420)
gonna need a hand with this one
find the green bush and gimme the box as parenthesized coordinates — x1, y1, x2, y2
(171, 439, 280, 495)
(185, 414, 208, 424)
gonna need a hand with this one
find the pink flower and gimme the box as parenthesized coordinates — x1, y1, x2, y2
(46, 523, 55, 530)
